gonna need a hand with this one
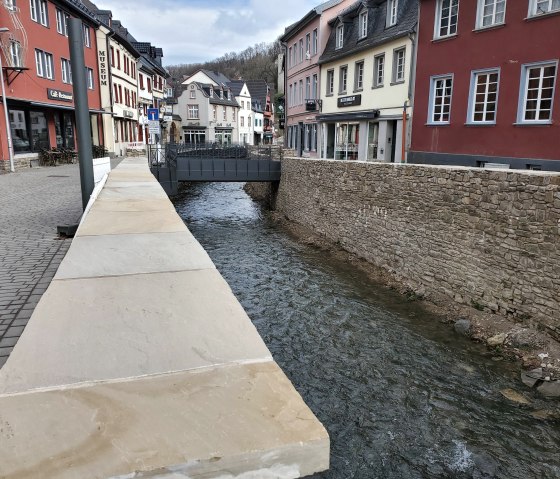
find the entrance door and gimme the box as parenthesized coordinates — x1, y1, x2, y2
(389, 120, 397, 163)
(298, 122, 304, 156)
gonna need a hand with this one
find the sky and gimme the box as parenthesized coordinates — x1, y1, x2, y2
(95, 0, 319, 67)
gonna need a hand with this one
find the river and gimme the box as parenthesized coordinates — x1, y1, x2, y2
(173, 182, 560, 479)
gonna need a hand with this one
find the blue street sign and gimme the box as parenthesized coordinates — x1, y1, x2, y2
(147, 108, 159, 121)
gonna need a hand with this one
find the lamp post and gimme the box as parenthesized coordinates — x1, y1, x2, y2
(0, 27, 15, 172)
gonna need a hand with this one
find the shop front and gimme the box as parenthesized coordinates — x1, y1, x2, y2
(318, 110, 378, 162)
(183, 127, 206, 145)
(214, 128, 233, 145)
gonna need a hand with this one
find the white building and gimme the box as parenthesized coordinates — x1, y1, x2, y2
(228, 80, 253, 145)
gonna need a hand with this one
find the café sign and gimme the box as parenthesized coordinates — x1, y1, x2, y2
(337, 94, 361, 108)
(47, 89, 73, 102)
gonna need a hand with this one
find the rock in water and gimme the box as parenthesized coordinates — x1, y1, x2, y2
(500, 388, 531, 405)
(454, 319, 471, 336)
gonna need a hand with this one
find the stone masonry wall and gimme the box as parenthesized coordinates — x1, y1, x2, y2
(274, 158, 560, 338)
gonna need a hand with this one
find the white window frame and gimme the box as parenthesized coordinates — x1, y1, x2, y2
(83, 24, 91, 47)
(61, 58, 72, 84)
(305, 33, 311, 57)
(312, 28, 318, 55)
(434, 0, 459, 39)
(86, 67, 94, 89)
(336, 25, 344, 49)
(190, 89, 196, 99)
(223, 107, 227, 120)
(374, 54, 385, 87)
(299, 79, 303, 105)
(339, 65, 348, 94)
(428, 74, 454, 124)
(392, 47, 406, 83)
(355, 61, 364, 91)
(476, 0, 506, 29)
(467, 68, 500, 124)
(56, 9, 69, 36)
(387, 0, 398, 27)
(326, 69, 334, 95)
(359, 11, 368, 38)
(30, 0, 48, 26)
(288, 47, 292, 68)
(517, 60, 557, 124)
(312, 73, 318, 99)
(529, 0, 560, 16)
(299, 38, 304, 62)
(10, 40, 22, 68)
(187, 104, 199, 120)
(35, 49, 54, 79)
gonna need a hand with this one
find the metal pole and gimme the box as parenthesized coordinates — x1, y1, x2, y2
(68, 18, 94, 210)
(0, 28, 15, 173)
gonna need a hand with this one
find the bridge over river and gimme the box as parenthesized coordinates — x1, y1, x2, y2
(149, 143, 282, 195)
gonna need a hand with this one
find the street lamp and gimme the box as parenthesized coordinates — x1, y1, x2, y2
(0, 27, 14, 172)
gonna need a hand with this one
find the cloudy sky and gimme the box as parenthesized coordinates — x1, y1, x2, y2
(95, 0, 319, 66)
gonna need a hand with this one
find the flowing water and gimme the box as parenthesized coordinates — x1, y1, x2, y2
(173, 182, 560, 479)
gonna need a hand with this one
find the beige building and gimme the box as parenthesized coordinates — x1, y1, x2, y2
(318, 0, 418, 163)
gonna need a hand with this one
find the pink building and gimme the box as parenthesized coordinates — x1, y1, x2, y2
(280, 0, 354, 156)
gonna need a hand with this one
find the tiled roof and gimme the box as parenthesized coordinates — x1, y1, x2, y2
(319, 0, 418, 64)
(197, 83, 239, 107)
(201, 70, 231, 85)
(281, 0, 345, 41)
(244, 80, 271, 107)
(227, 80, 246, 97)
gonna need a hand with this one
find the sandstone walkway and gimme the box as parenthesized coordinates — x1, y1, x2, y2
(0, 165, 82, 367)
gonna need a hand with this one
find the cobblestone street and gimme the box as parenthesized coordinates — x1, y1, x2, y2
(0, 165, 82, 367)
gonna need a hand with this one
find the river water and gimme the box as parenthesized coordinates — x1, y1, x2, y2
(173, 182, 560, 479)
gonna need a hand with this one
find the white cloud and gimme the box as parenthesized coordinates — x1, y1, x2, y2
(94, 0, 318, 65)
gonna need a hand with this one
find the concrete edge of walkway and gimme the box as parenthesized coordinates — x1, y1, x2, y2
(0, 157, 330, 478)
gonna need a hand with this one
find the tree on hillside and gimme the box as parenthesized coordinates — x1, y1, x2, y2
(167, 40, 282, 91)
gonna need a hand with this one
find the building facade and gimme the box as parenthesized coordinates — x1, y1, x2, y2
(318, 0, 417, 163)
(228, 80, 253, 144)
(281, 0, 354, 157)
(245, 80, 274, 144)
(0, 0, 104, 170)
(409, 0, 560, 170)
(176, 70, 239, 145)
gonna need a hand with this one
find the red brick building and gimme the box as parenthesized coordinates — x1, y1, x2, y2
(409, 0, 560, 170)
(0, 0, 103, 170)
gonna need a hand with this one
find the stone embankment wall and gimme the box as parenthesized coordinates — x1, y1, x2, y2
(263, 158, 560, 338)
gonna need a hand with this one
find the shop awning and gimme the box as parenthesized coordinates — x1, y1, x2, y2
(316, 110, 379, 122)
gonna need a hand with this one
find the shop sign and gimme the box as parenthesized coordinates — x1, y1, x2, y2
(98, 49, 108, 87)
(337, 94, 361, 108)
(149, 120, 160, 134)
(47, 89, 73, 102)
(123, 110, 134, 118)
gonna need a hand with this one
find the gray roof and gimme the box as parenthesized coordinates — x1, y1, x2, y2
(319, 0, 418, 65)
(200, 69, 231, 86)
(244, 80, 272, 108)
(227, 80, 246, 97)
(196, 83, 239, 107)
(281, 0, 344, 41)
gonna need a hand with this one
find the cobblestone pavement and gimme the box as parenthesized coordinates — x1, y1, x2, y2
(0, 165, 82, 367)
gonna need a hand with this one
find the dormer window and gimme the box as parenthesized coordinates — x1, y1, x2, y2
(220, 90, 224, 99)
(209, 86, 214, 97)
(336, 25, 344, 49)
(359, 11, 368, 38)
(387, 0, 398, 27)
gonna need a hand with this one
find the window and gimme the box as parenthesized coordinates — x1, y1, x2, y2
(306, 76, 310, 101)
(56, 9, 69, 35)
(213, 106, 217, 120)
(518, 62, 557, 123)
(306, 33, 310, 56)
(209, 86, 214, 97)
(312, 29, 318, 55)
(82, 25, 91, 47)
(387, 0, 398, 26)
(9, 109, 50, 152)
(241, 116, 244, 127)
(339, 65, 348, 93)
(188, 105, 199, 119)
(223, 107, 227, 120)
(336, 25, 344, 49)
(374, 54, 385, 87)
(358, 11, 367, 38)
(86, 67, 94, 89)
(190, 89, 196, 99)
(10, 40, 22, 68)
(293, 43, 297, 65)
(468, 69, 499, 123)
(289, 84, 293, 107)
(429, 75, 453, 123)
(355, 61, 364, 90)
(530, 0, 560, 16)
(435, 0, 459, 38)
(114, 84, 119, 103)
(299, 39, 304, 62)
(392, 47, 406, 83)
(61, 58, 72, 84)
(147, 78, 152, 92)
(312, 74, 318, 99)
(30, 0, 48, 26)
(299, 79, 303, 104)
(35, 49, 54, 79)
(5, 0, 15, 11)
(288, 47, 292, 68)
(476, 0, 506, 28)
(110, 46, 114, 67)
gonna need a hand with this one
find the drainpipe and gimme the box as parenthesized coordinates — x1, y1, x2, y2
(405, 29, 418, 163)
(280, 40, 288, 148)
